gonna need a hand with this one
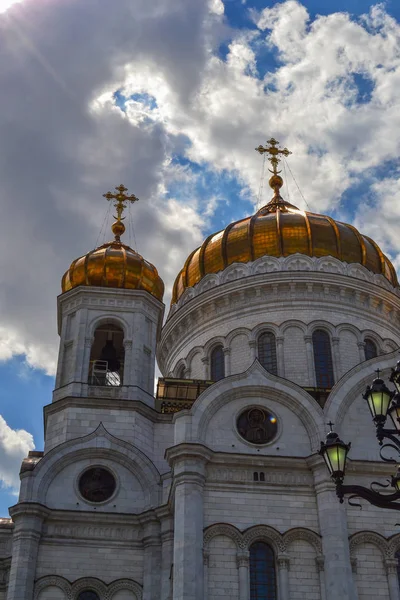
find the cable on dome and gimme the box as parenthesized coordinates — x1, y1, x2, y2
(95, 200, 112, 249)
(283, 158, 290, 201)
(257, 153, 267, 210)
(128, 201, 138, 251)
(283, 156, 311, 211)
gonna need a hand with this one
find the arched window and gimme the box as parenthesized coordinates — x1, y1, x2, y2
(77, 592, 100, 600)
(210, 345, 225, 381)
(365, 338, 378, 361)
(258, 332, 278, 375)
(312, 329, 334, 388)
(250, 542, 277, 599)
(396, 549, 400, 589)
(89, 323, 125, 386)
(177, 365, 186, 379)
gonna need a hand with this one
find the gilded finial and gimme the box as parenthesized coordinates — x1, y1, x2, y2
(103, 184, 139, 242)
(256, 138, 292, 198)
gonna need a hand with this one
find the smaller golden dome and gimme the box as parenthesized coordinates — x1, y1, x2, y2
(61, 185, 164, 301)
(62, 241, 164, 300)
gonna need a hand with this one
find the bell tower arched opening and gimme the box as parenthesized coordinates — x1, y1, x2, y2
(89, 323, 125, 386)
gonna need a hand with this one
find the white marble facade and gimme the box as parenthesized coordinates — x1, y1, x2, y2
(2, 253, 400, 600)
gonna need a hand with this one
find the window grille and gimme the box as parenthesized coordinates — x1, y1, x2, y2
(312, 329, 334, 388)
(77, 592, 100, 600)
(210, 345, 225, 381)
(365, 338, 378, 361)
(250, 542, 277, 599)
(258, 332, 278, 375)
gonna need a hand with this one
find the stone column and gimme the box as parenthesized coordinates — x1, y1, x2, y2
(316, 555, 326, 600)
(249, 340, 257, 362)
(276, 337, 285, 378)
(351, 559, 359, 600)
(74, 306, 88, 382)
(304, 336, 315, 386)
(309, 458, 357, 600)
(166, 445, 211, 600)
(201, 357, 210, 380)
(331, 337, 341, 380)
(203, 550, 209, 600)
(6, 504, 49, 600)
(277, 554, 290, 600)
(385, 559, 400, 600)
(223, 347, 231, 377)
(142, 519, 162, 600)
(82, 336, 94, 384)
(237, 550, 249, 600)
(357, 342, 366, 363)
(123, 339, 133, 386)
(160, 517, 174, 600)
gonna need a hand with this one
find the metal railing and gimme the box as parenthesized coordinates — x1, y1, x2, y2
(88, 360, 122, 387)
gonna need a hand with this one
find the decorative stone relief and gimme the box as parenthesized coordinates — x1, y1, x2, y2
(169, 254, 397, 315)
(34, 577, 143, 600)
(349, 531, 391, 559)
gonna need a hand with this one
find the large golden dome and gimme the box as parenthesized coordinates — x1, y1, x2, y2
(62, 185, 164, 301)
(172, 197, 397, 305)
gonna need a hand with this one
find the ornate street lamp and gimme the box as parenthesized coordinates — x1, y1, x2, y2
(363, 373, 394, 425)
(320, 363, 400, 510)
(319, 429, 351, 502)
(390, 361, 400, 393)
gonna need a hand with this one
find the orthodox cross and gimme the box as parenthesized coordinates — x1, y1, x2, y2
(103, 184, 139, 223)
(255, 138, 292, 175)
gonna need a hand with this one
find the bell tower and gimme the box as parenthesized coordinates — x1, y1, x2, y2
(49, 185, 164, 444)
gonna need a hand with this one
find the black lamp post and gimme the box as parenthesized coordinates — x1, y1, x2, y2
(320, 363, 400, 510)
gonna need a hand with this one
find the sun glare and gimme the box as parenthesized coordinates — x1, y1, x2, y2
(0, 0, 23, 14)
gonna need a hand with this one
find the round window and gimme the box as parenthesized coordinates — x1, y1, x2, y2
(78, 467, 116, 503)
(237, 407, 278, 445)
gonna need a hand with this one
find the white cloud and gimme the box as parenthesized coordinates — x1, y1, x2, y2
(0, 415, 34, 492)
(0, 0, 400, 374)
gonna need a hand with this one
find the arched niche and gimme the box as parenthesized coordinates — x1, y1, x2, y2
(89, 323, 125, 386)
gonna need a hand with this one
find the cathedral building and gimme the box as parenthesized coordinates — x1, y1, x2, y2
(2, 141, 400, 600)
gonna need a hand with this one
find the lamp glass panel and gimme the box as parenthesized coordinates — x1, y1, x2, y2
(369, 389, 391, 418)
(322, 451, 334, 476)
(394, 375, 400, 394)
(325, 444, 347, 476)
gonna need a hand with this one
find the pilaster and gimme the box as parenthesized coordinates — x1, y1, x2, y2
(357, 341, 366, 363)
(309, 457, 357, 600)
(223, 347, 231, 376)
(276, 336, 285, 378)
(331, 336, 341, 380)
(166, 444, 212, 600)
(237, 550, 249, 600)
(6, 503, 50, 600)
(276, 554, 290, 600)
(142, 519, 162, 600)
(385, 558, 400, 600)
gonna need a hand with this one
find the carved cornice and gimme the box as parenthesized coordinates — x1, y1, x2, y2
(9, 503, 50, 523)
(165, 443, 214, 467)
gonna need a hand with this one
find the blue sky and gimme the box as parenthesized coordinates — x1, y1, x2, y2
(1, 0, 400, 516)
